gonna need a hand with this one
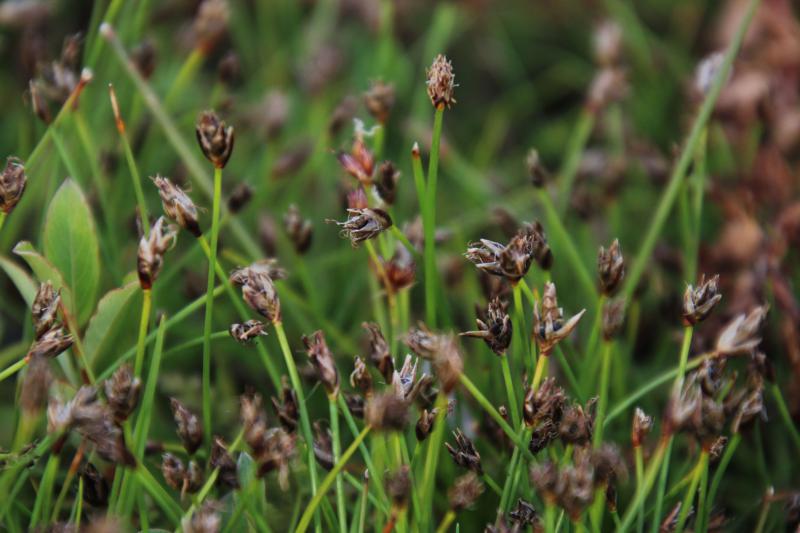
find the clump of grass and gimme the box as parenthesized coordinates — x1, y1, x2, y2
(1, 0, 800, 531)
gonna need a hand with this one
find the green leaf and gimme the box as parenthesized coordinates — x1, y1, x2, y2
(83, 282, 141, 366)
(13, 241, 75, 314)
(0, 256, 38, 307)
(42, 178, 100, 326)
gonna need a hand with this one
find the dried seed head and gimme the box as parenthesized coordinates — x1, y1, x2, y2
(382, 243, 416, 293)
(664, 375, 702, 435)
(529, 419, 559, 454)
(255, 428, 296, 488)
(104, 364, 141, 423)
(660, 502, 684, 533)
(271, 376, 299, 432)
(231, 262, 284, 323)
(28, 325, 73, 359)
(229, 319, 268, 344)
(347, 187, 369, 210)
(313, 420, 334, 470)
(162, 453, 186, 491)
(631, 407, 653, 447)
(731, 381, 766, 433)
(217, 51, 241, 86)
(386, 465, 411, 508)
(131, 40, 157, 80)
(170, 398, 203, 455)
(509, 498, 539, 527)
(363, 322, 394, 380)
(526, 148, 550, 188)
(533, 283, 586, 356)
(329, 207, 392, 246)
(694, 51, 727, 96)
(446, 428, 483, 474)
(241, 393, 269, 451)
(337, 137, 375, 186)
(520, 222, 553, 270)
(81, 463, 109, 508)
(31, 282, 61, 339)
(137, 216, 178, 289)
(390, 355, 428, 401)
(597, 239, 625, 295)
(151, 176, 202, 237)
(682, 274, 722, 325)
(461, 297, 512, 355)
(183, 500, 221, 533)
(593, 20, 623, 67)
(375, 161, 400, 205)
(558, 400, 596, 446)
(405, 323, 440, 359)
(530, 461, 560, 504)
(20, 354, 53, 415)
(196, 110, 234, 169)
(602, 298, 626, 340)
(227, 182, 252, 213)
(1, 156, 27, 213)
(364, 80, 395, 124)
(303, 330, 340, 397)
(426, 54, 457, 109)
(350, 356, 373, 393)
(466, 222, 550, 282)
(365, 391, 409, 431)
(210, 436, 239, 490)
(586, 67, 628, 113)
(708, 436, 728, 461)
(415, 408, 438, 441)
(283, 204, 313, 254)
(194, 0, 229, 54)
(715, 305, 768, 356)
(345, 393, 365, 419)
(523, 377, 567, 427)
(185, 460, 204, 494)
(590, 443, 627, 486)
(430, 334, 463, 393)
(449, 472, 483, 511)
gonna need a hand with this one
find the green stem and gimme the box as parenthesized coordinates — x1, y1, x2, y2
(133, 289, 151, 378)
(704, 432, 739, 530)
(295, 425, 372, 533)
(330, 396, 347, 533)
(696, 447, 710, 533)
(621, 0, 762, 302)
(557, 108, 595, 215)
(202, 166, 223, 447)
(634, 446, 645, 533)
(275, 321, 321, 530)
(675, 451, 708, 532)
(618, 437, 668, 532)
(435, 510, 456, 533)
(771, 383, 800, 454)
(500, 354, 521, 429)
(0, 357, 29, 384)
(0, 212, 6, 233)
(649, 438, 673, 533)
(424, 105, 445, 327)
(419, 392, 448, 531)
(593, 341, 613, 447)
(512, 282, 532, 374)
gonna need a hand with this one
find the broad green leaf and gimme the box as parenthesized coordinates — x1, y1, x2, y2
(0, 256, 38, 307)
(13, 241, 75, 315)
(83, 281, 141, 366)
(42, 178, 100, 326)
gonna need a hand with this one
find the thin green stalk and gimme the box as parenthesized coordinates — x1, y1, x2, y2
(649, 438, 673, 533)
(110, 84, 149, 236)
(0, 357, 28, 384)
(330, 396, 347, 533)
(618, 437, 668, 532)
(275, 321, 320, 531)
(696, 447, 709, 533)
(135, 464, 182, 524)
(424, 105, 445, 327)
(557, 108, 595, 215)
(435, 510, 456, 533)
(593, 341, 613, 447)
(771, 383, 800, 454)
(419, 392, 449, 532)
(621, 0, 762, 302)
(133, 289, 152, 378)
(164, 48, 205, 108)
(30, 454, 60, 528)
(634, 446, 645, 533)
(754, 493, 771, 533)
(411, 142, 426, 210)
(545, 503, 556, 533)
(675, 452, 708, 532)
(512, 282, 532, 373)
(0, 212, 6, 234)
(295, 425, 372, 533)
(704, 433, 740, 530)
(500, 354, 521, 429)
(202, 166, 223, 447)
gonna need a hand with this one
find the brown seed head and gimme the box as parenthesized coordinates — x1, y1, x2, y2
(151, 176, 201, 237)
(682, 274, 722, 325)
(329, 207, 392, 246)
(533, 283, 586, 356)
(313, 420, 334, 470)
(231, 262, 284, 323)
(345, 393, 365, 419)
(137, 216, 178, 289)
(131, 40, 157, 80)
(526, 148, 550, 188)
(31, 281, 61, 339)
(20, 354, 52, 415)
(162, 453, 186, 491)
(530, 461, 560, 504)
(196, 110, 234, 169)
(375, 160, 400, 205)
(229, 319, 268, 344)
(104, 364, 141, 423)
(461, 297, 512, 355)
(81, 463, 110, 508)
(210, 436, 239, 490)
(449, 472, 483, 511)
(365, 391, 409, 431)
(602, 298, 626, 340)
(593, 20, 623, 67)
(386, 465, 411, 508)
(183, 500, 221, 533)
(509, 498, 539, 527)
(559, 399, 597, 446)
(350, 356, 373, 394)
(523, 377, 567, 427)
(426, 54, 457, 109)
(1, 156, 27, 214)
(302, 330, 340, 397)
(227, 182, 252, 213)
(586, 67, 628, 113)
(337, 137, 374, 186)
(382, 243, 416, 293)
(284, 204, 313, 254)
(170, 398, 203, 455)
(363, 322, 394, 380)
(415, 408, 438, 441)
(631, 407, 653, 447)
(597, 239, 625, 295)
(364, 80, 395, 123)
(731, 381, 766, 433)
(715, 305, 768, 356)
(193, 0, 229, 54)
(271, 376, 299, 432)
(28, 325, 73, 359)
(445, 428, 483, 474)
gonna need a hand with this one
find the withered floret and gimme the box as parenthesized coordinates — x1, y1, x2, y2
(363, 322, 394, 380)
(284, 204, 313, 254)
(104, 364, 141, 423)
(426, 54, 457, 108)
(461, 297, 512, 355)
(448, 472, 483, 511)
(329, 207, 392, 247)
(533, 283, 586, 356)
(683, 274, 722, 326)
(0, 156, 27, 214)
(303, 330, 339, 397)
(445, 428, 483, 474)
(152, 176, 201, 237)
(137, 216, 178, 289)
(597, 239, 624, 295)
(229, 319, 268, 344)
(170, 398, 203, 455)
(31, 282, 61, 339)
(196, 110, 234, 169)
